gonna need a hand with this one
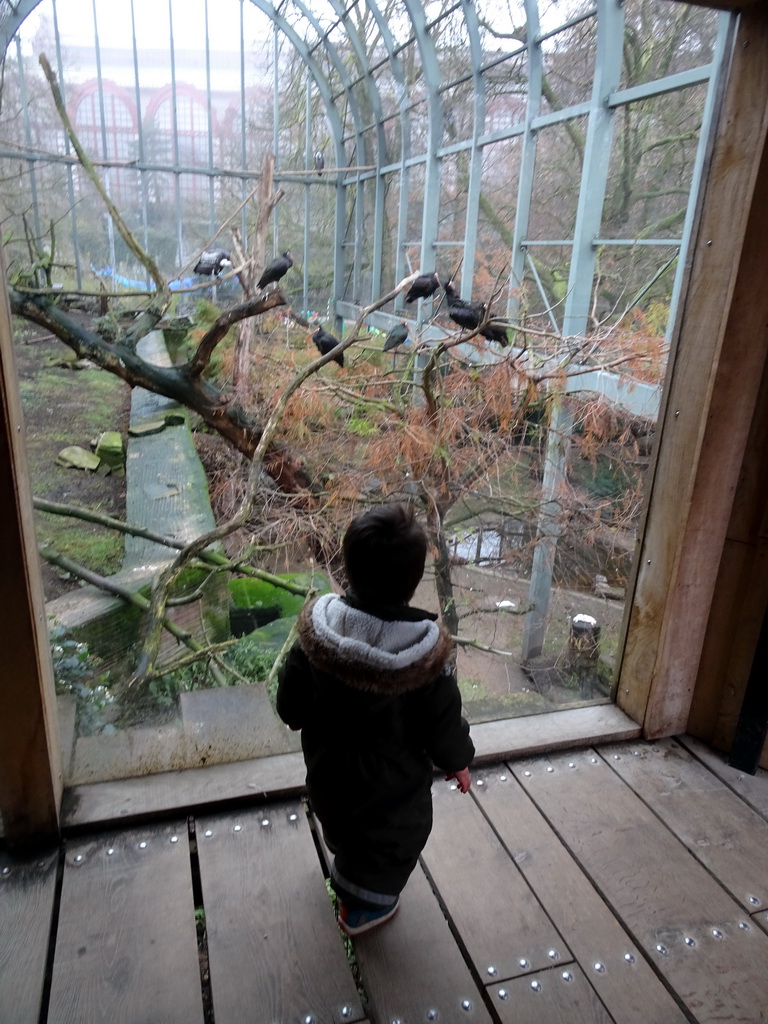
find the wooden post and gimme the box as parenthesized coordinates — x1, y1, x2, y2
(0, 245, 62, 846)
(617, 9, 768, 738)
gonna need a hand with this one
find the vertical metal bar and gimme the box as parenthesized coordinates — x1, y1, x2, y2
(401, 0, 443, 345)
(371, 161, 386, 302)
(15, 38, 43, 259)
(52, 0, 83, 288)
(460, 0, 486, 294)
(304, 78, 312, 313)
(665, 13, 732, 343)
(561, 0, 623, 339)
(168, 0, 184, 269)
(508, 0, 543, 323)
(129, 0, 151, 287)
(523, 0, 624, 660)
(239, 0, 248, 248)
(273, 18, 280, 256)
(91, 0, 117, 272)
(353, 169, 364, 301)
(205, 0, 216, 238)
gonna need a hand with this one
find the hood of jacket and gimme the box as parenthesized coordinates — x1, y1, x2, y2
(297, 593, 454, 694)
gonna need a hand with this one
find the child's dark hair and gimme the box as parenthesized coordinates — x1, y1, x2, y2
(342, 503, 427, 605)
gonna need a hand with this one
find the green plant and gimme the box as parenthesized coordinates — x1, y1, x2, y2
(49, 621, 114, 734)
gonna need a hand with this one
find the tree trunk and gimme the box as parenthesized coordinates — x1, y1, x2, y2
(424, 498, 459, 636)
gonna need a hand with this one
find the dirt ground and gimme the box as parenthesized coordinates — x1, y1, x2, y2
(13, 329, 131, 601)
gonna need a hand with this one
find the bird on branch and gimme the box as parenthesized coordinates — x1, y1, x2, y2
(258, 251, 293, 290)
(444, 281, 509, 346)
(193, 248, 232, 276)
(313, 151, 325, 176)
(383, 321, 409, 352)
(405, 271, 440, 304)
(312, 326, 344, 366)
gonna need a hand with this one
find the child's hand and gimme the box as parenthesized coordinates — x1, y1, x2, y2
(445, 768, 471, 793)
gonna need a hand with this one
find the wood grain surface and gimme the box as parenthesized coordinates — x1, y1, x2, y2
(473, 765, 688, 1023)
(47, 820, 203, 1024)
(512, 750, 768, 1023)
(350, 859, 493, 1023)
(0, 848, 58, 1023)
(423, 778, 568, 981)
(488, 965, 614, 1024)
(197, 800, 364, 1024)
(605, 739, 768, 912)
(678, 734, 768, 819)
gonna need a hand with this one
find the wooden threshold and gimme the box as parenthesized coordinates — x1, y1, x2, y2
(61, 703, 640, 831)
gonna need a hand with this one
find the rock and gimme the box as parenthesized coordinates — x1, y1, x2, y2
(128, 420, 166, 437)
(56, 445, 101, 471)
(593, 574, 626, 601)
(94, 431, 125, 472)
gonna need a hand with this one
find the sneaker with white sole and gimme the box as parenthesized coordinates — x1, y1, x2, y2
(338, 897, 400, 936)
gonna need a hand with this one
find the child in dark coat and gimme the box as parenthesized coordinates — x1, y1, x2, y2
(276, 503, 474, 936)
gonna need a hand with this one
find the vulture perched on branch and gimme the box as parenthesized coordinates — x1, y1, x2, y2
(258, 251, 294, 289)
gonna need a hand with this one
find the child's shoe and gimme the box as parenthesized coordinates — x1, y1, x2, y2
(338, 897, 400, 936)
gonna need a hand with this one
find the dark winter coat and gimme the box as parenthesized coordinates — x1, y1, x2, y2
(276, 592, 474, 898)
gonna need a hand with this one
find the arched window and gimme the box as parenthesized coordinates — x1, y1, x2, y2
(145, 85, 216, 201)
(70, 80, 137, 201)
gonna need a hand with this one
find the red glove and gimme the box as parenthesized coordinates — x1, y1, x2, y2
(445, 768, 471, 793)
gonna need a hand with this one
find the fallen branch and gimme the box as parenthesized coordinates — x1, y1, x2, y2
(451, 634, 519, 658)
(39, 545, 226, 687)
(32, 498, 309, 594)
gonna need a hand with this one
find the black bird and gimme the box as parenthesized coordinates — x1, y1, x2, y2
(312, 327, 344, 366)
(444, 281, 509, 345)
(383, 321, 409, 352)
(480, 321, 510, 347)
(405, 271, 440, 304)
(258, 251, 293, 289)
(443, 281, 484, 330)
(313, 151, 324, 176)
(193, 248, 232, 276)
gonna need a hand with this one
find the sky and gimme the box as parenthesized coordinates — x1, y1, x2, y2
(20, 0, 264, 54)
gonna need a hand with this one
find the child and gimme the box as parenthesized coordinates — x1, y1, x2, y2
(277, 503, 474, 936)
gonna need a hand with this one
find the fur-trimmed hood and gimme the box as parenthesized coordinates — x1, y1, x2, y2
(297, 593, 454, 694)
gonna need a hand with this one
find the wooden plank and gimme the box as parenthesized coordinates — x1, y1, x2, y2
(0, 847, 58, 1023)
(606, 738, 768, 912)
(618, 10, 768, 736)
(512, 749, 768, 1023)
(473, 767, 688, 1024)
(488, 966, 614, 1024)
(471, 704, 640, 762)
(422, 779, 569, 981)
(677, 734, 768, 819)
(0, 244, 62, 845)
(62, 750, 307, 830)
(196, 801, 364, 1024)
(351, 861, 493, 1023)
(47, 820, 203, 1024)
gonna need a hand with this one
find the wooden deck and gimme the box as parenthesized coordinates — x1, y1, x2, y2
(2, 735, 767, 1023)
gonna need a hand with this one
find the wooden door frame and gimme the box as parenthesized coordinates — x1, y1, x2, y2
(0, 248, 62, 847)
(617, 5, 768, 746)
